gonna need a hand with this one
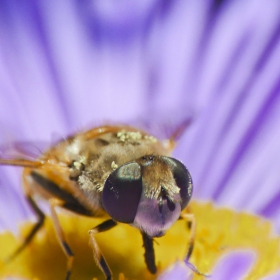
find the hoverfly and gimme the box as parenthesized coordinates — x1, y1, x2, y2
(0, 125, 198, 280)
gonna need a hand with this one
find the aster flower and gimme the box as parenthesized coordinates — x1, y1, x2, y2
(1, 0, 280, 279)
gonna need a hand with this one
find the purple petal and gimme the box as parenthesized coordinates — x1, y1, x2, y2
(0, 0, 280, 239)
(0, 2, 280, 279)
(261, 270, 280, 280)
(0, 166, 34, 233)
(210, 250, 256, 280)
(158, 261, 193, 280)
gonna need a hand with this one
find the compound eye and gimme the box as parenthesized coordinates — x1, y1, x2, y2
(102, 162, 142, 223)
(162, 157, 193, 210)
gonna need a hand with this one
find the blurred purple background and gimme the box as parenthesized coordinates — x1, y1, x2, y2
(1, 0, 280, 238)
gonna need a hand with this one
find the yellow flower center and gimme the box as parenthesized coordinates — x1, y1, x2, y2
(0, 201, 279, 279)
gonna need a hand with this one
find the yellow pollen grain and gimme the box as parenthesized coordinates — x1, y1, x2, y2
(111, 161, 118, 170)
(144, 135, 158, 143)
(117, 130, 142, 142)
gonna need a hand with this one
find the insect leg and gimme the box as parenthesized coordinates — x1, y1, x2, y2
(180, 213, 196, 261)
(141, 232, 157, 274)
(181, 213, 209, 276)
(49, 198, 74, 280)
(88, 219, 117, 280)
(6, 195, 45, 262)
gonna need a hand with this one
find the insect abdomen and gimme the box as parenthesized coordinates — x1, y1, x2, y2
(30, 171, 94, 216)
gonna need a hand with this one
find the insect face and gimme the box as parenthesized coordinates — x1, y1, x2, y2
(102, 155, 193, 237)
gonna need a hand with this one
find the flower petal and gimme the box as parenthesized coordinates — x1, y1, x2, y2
(210, 250, 256, 280)
(261, 270, 280, 280)
(158, 261, 193, 280)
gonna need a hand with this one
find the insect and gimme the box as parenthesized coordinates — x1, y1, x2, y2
(0, 125, 198, 280)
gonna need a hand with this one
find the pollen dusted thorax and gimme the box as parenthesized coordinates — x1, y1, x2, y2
(66, 130, 168, 199)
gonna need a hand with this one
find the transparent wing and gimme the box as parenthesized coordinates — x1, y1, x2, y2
(0, 141, 70, 171)
(0, 141, 50, 167)
(132, 114, 194, 141)
(0, 141, 50, 160)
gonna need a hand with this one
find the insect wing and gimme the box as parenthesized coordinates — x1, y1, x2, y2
(0, 141, 50, 160)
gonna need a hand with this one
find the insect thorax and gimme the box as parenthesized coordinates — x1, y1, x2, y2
(67, 130, 168, 195)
